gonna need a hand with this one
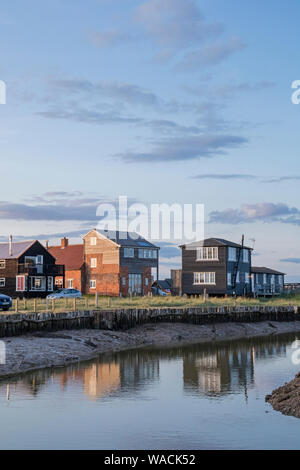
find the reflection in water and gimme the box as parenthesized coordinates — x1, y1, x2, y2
(0, 332, 300, 450)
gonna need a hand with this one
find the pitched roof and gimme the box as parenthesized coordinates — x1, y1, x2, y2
(251, 267, 286, 275)
(0, 240, 36, 259)
(84, 229, 159, 249)
(181, 238, 252, 250)
(48, 244, 84, 270)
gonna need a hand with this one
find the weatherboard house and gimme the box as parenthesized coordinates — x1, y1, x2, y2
(180, 238, 253, 297)
(0, 238, 64, 298)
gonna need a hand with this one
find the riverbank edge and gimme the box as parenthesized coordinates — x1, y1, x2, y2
(1, 320, 300, 382)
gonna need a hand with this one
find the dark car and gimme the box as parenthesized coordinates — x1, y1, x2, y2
(0, 294, 13, 311)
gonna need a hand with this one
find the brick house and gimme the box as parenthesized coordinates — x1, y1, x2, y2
(83, 229, 159, 296)
(48, 237, 84, 291)
(0, 238, 64, 298)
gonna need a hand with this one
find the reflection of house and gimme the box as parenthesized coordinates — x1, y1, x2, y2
(251, 267, 285, 296)
(83, 363, 120, 399)
(0, 238, 64, 298)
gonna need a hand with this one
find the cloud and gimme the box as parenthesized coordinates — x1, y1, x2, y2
(209, 202, 300, 225)
(264, 176, 300, 183)
(157, 242, 181, 259)
(177, 37, 245, 70)
(215, 81, 275, 99)
(280, 258, 300, 264)
(135, 0, 223, 60)
(191, 174, 256, 181)
(37, 107, 142, 126)
(117, 134, 248, 163)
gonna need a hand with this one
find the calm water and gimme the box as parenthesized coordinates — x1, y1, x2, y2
(1, 333, 300, 450)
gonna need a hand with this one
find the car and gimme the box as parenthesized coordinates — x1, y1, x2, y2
(47, 288, 82, 300)
(0, 294, 12, 311)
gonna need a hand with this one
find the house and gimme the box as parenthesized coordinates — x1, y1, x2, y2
(171, 269, 182, 296)
(180, 238, 252, 297)
(83, 229, 159, 296)
(48, 238, 84, 291)
(0, 238, 64, 298)
(251, 267, 285, 296)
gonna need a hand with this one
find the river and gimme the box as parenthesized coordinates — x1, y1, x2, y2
(1, 332, 300, 450)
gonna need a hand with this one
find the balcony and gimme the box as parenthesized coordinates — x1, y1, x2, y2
(18, 263, 64, 277)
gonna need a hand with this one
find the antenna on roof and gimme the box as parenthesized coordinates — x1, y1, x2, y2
(249, 237, 256, 250)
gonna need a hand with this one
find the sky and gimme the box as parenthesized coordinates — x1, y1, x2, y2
(0, 0, 300, 280)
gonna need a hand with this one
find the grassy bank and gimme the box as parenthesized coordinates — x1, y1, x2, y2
(2, 293, 300, 314)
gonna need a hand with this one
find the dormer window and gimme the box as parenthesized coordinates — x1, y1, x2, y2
(196, 247, 218, 261)
(90, 237, 97, 246)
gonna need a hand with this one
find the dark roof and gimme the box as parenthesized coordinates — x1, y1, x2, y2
(153, 279, 172, 290)
(181, 238, 252, 250)
(100, 230, 159, 249)
(251, 267, 286, 275)
(0, 240, 36, 259)
(48, 244, 84, 270)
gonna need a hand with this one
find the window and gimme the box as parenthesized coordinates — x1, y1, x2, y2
(236, 271, 240, 283)
(194, 272, 216, 285)
(245, 272, 250, 284)
(30, 277, 46, 291)
(91, 258, 97, 268)
(122, 277, 126, 286)
(124, 248, 134, 258)
(228, 247, 237, 261)
(196, 247, 218, 261)
(0, 278, 5, 287)
(263, 274, 267, 284)
(243, 249, 249, 263)
(55, 278, 63, 286)
(138, 249, 157, 259)
(0, 260, 5, 269)
(90, 237, 97, 246)
(90, 280, 96, 289)
(67, 279, 74, 288)
(227, 273, 232, 286)
(48, 277, 53, 291)
(145, 277, 149, 286)
(128, 274, 142, 294)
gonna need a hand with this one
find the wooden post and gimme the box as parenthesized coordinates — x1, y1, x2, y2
(15, 298, 19, 313)
(95, 292, 99, 308)
(85, 297, 88, 309)
(52, 299, 55, 313)
(65, 297, 68, 309)
(107, 296, 111, 308)
(73, 298, 77, 311)
(33, 298, 37, 313)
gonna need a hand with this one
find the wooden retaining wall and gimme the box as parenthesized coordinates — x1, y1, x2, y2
(0, 306, 299, 338)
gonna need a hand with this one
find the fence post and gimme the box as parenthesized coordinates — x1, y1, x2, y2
(107, 296, 111, 308)
(52, 299, 55, 313)
(33, 298, 37, 313)
(23, 298, 27, 310)
(95, 293, 98, 308)
(73, 298, 77, 311)
(15, 298, 19, 313)
(85, 297, 88, 310)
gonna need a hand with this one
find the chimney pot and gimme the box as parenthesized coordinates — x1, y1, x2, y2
(61, 237, 68, 249)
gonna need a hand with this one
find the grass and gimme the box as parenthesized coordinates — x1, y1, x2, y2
(2, 292, 300, 314)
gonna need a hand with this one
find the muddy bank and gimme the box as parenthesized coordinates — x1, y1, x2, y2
(266, 373, 300, 419)
(1, 321, 300, 380)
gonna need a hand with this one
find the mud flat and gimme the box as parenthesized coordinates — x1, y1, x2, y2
(1, 321, 300, 380)
(266, 373, 300, 419)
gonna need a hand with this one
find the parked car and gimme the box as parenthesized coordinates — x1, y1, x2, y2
(0, 294, 12, 311)
(47, 289, 82, 300)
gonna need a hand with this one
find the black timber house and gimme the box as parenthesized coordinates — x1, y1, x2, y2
(251, 267, 285, 296)
(0, 239, 64, 298)
(180, 238, 253, 297)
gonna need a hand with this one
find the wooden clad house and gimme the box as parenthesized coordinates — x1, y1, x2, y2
(83, 229, 159, 296)
(0, 238, 64, 298)
(180, 238, 253, 297)
(251, 267, 285, 296)
(48, 238, 84, 291)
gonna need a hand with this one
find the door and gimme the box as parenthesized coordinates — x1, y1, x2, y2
(128, 274, 142, 295)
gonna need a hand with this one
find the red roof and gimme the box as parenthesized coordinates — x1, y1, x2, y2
(48, 244, 84, 271)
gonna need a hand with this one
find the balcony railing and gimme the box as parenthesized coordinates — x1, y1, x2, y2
(18, 264, 64, 276)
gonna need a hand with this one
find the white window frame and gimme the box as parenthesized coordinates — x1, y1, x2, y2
(16, 275, 26, 292)
(90, 237, 97, 246)
(194, 272, 216, 285)
(196, 247, 219, 261)
(0, 260, 5, 269)
(0, 278, 5, 287)
(90, 280, 96, 289)
(124, 248, 134, 258)
(30, 276, 46, 292)
(91, 258, 97, 268)
(67, 279, 74, 289)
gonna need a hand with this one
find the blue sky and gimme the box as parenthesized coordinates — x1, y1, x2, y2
(0, 0, 300, 279)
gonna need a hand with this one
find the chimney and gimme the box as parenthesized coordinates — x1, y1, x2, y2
(9, 235, 12, 257)
(61, 237, 68, 249)
(45, 240, 49, 250)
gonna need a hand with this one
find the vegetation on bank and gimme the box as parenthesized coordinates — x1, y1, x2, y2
(1, 293, 300, 314)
